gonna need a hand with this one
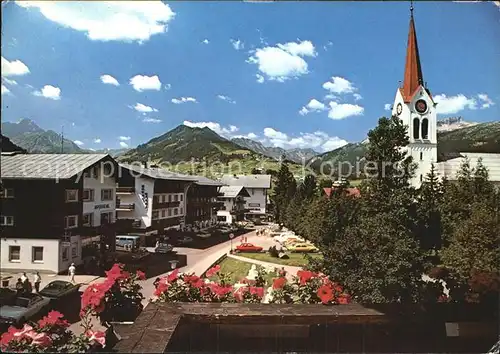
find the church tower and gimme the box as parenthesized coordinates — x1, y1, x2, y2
(391, 4, 437, 188)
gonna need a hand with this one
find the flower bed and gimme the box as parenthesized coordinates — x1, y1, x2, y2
(0, 311, 105, 353)
(152, 266, 351, 305)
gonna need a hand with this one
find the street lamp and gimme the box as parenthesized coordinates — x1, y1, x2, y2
(229, 233, 234, 253)
(169, 260, 178, 270)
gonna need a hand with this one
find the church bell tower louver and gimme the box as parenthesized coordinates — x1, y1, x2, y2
(391, 3, 437, 188)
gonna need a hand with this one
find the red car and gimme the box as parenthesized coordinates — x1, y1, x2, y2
(235, 243, 263, 253)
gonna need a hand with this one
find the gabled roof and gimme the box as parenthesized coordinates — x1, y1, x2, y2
(219, 185, 251, 198)
(220, 174, 271, 189)
(323, 187, 360, 198)
(1, 153, 110, 179)
(194, 175, 224, 187)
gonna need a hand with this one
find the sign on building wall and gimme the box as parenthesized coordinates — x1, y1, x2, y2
(94, 204, 111, 210)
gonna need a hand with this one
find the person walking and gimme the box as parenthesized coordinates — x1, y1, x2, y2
(20, 272, 27, 283)
(15, 278, 24, 294)
(33, 272, 41, 293)
(68, 263, 76, 283)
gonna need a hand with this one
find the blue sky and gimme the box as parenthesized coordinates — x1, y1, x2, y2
(2, 1, 499, 152)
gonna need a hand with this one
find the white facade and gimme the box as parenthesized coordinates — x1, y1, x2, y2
(82, 165, 117, 227)
(392, 87, 438, 188)
(0, 236, 82, 274)
(216, 210, 233, 224)
(436, 152, 500, 186)
(244, 187, 267, 215)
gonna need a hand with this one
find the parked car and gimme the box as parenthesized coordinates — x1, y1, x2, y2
(235, 243, 263, 253)
(177, 236, 193, 244)
(0, 293, 50, 326)
(197, 232, 211, 239)
(287, 243, 319, 253)
(39, 280, 80, 301)
(0, 288, 17, 307)
(155, 243, 174, 254)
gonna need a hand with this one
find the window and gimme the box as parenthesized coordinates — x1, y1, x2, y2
(161, 195, 166, 203)
(1, 188, 14, 198)
(168, 208, 172, 216)
(32, 246, 43, 262)
(168, 195, 172, 202)
(100, 212, 112, 225)
(174, 208, 179, 216)
(71, 245, 78, 258)
(420, 174, 423, 183)
(161, 210, 166, 218)
(83, 189, 94, 202)
(174, 194, 179, 202)
(9, 246, 20, 262)
(0, 216, 14, 226)
(62, 248, 69, 261)
(420, 152, 423, 161)
(180, 207, 183, 214)
(65, 215, 78, 229)
(421, 118, 429, 139)
(101, 189, 113, 201)
(413, 118, 420, 140)
(180, 194, 183, 202)
(152, 210, 159, 220)
(83, 213, 94, 227)
(251, 189, 255, 195)
(66, 190, 78, 202)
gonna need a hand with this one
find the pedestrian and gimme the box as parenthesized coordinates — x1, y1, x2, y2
(153, 277, 160, 289)
(23, 278, 32, 293)
(68, 263, 76, 283)
(279, 267, 287, 277)
(20, 272, 27, 283)
(15, 278, 24, 294)
(33, 272, 41, 293)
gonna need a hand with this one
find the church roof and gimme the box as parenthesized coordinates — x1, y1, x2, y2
(400, 8, 431, 103)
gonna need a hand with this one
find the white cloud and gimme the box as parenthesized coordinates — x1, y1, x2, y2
(323, 41, 333, 51)
(353, 93, 363, 101)
(230, 39, 244, 50)
(1, 56, 30, 77)
(247, 40, 316, 82)
(2, 77, 18, 86)
(100, 74, 119, 86)
(384, 103, 392, 111)
(322, 76, 356, 94)
(164, 83, 171, 90)
(256, 74, 265, 84)
(119, 136, 131, 141)
(129, 75, 162, 92)
(183, 120, 239, 137)
(94, 138, 101, 143)
(217, 95, 236, 104)
(299, 99, 327, 116)
(16, 1, 175, 43)
(202, 39, 209, 44)
(119, 141, 129, 148)
(33, 85, 61, 100)
(74, 140, 84, 146)
(262, 127, 347, 152)
(131, 102, 158, 113)
(143, 117, 162, 123)
(477, 93, 495, 109)
(172, 97, 197, 104)
(233, 132, 259, 140)
(247, 132, 258, 139)
(327, 101, 364, 120)
(2, 85, 10, 95)
(434, 94, 478, 114)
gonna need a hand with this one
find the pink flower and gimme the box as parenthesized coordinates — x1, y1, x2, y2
(26, 331, 52, 347)
(38, 310, 69, 328)
(205, 265, 221, 278)
(136, 270, 146, 280)
(0, 327, 20, 348)
(249, 287, 264, 298)
(86, 330, 106, 347)
(167, 269, 179, 283)
(13, 324, 34, 338)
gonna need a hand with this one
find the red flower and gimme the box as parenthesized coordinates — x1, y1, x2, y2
(167, 269, 179, 283)
(249, 287, 264, 298)
(154, 282, 169, 297)
(317, 285, 334, 304)
(184, 275, 204, 288)
(0, 327, 19, 348)
(209, 283, 232, 297)
(38, 310, 69, 328)
(26, 331, 52, 347)
(297, 270, 315, 285)
(136, 270, 146, 280)
(337, 294, 351, 304)
(105, 263, 128, 282)
(234, 287, 246, 302)
(273, 277, 287, 289)
(205, 265, 221, 278)
(81, 283, 106, 311)
(86, 330, 106, 347)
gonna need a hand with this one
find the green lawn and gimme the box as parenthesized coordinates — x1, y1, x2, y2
(212, 257, 278, 285)
(238, 252, 323, 267)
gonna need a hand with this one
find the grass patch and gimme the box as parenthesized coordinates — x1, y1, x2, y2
(238, 252, 323, 267)
(212, 257, 278, 285)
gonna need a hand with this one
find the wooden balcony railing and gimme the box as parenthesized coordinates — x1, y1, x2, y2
(116, 187, 135, 194)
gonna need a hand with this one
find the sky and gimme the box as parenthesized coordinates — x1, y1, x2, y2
(1, 1, 499, 152)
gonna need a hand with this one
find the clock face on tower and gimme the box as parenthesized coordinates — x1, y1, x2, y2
(415, 99, 428, 114)
(396, 103, 403, 116)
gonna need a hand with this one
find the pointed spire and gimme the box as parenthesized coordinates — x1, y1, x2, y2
(401, 2, 424, 102)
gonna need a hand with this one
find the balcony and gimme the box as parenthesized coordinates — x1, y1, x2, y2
(153, 201, 181, 209)
(117, 202, 135, 211)
(116, 187, 135, 194)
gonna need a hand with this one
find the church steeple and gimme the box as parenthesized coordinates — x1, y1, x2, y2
(401, 3, 424, 103)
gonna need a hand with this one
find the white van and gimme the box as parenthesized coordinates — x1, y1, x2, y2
(116, 235, 141, 251)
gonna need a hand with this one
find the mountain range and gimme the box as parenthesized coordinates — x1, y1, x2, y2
(231, 137, 318, 163)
